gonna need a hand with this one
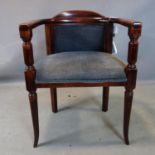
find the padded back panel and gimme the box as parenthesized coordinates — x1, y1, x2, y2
(53, 24, 105, 53)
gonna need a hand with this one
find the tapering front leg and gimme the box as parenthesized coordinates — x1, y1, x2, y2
(29, 91, 39, 148)
(123, 22, 141, 145)
(102, 87, 109, 112)
(124, 88, 133, 145)
(50, 88, 58, 113)
(20, 26, 40, 147)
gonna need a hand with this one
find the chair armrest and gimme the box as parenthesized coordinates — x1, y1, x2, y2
(19, 19, 50, 44)
(110, 17, 141, 28)
(111, 17, 142, 67)
(19, 19, 49, 30)
(19, 19, 50, 65)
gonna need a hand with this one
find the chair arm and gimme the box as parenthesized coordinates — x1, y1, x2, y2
(19, 19, 49, 91)
(110, 17, 142, 89)
(19, 19, 50, 44)
(19, 19, 48, 66)
(111, 17, 142, 66)
(110, 17, 142, 64)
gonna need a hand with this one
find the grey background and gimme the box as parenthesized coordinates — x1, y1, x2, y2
(0, 0, 154, 82)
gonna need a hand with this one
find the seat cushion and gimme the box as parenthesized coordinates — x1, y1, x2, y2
(35, 51, 127, 83)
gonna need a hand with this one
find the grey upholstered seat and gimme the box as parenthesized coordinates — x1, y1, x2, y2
(36, 51, 127, 83)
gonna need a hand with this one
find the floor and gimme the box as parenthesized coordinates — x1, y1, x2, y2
(0, 81, 155, 155)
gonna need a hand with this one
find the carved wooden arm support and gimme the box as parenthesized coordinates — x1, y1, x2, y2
(19, 27, 35, 92)
(126, 23, 142, 89)
(110, 18, 142, 89)
(19, 19, 51, 91)
(19, 26, 36, 92)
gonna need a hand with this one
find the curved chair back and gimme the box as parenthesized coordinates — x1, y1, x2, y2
(45, 10, 114, 54)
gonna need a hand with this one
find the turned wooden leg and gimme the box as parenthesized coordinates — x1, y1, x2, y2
(29, 92, 39, 148)
(102, 87, 109, 112)
(123, 88, 133, 145)
(50, 88, 58, 113)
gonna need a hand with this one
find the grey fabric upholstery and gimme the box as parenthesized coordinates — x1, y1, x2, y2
(54, 25, 105, 52)
(36, 51, 127, 83)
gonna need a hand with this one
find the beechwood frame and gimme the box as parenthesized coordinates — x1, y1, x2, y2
(19, 10, 142, 147)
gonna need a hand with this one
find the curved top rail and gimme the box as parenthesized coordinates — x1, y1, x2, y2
(53, 10, 104, 18)
(51, 10, 109, 23)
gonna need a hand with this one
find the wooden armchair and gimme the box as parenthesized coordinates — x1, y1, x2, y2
(19, 10, 142, 147)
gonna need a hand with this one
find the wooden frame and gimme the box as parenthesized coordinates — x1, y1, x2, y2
(19, 10, 142, 147)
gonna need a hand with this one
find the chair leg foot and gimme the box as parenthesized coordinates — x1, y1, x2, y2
(102, 87, 109, 112)
(50, 88, 58, 113)
(33, 136, 39, 148)
(29, 92, 39, 148)
(123, 88, 133, 145)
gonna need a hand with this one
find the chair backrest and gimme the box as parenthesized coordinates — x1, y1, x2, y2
(45, 10, 114, 54)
